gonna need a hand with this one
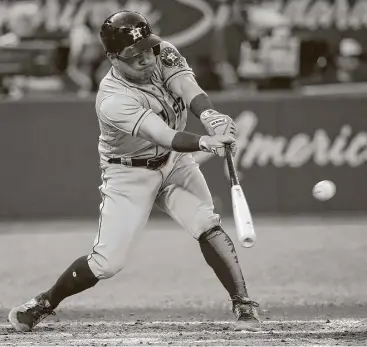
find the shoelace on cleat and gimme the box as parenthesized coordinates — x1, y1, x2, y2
(23, 299, 55, 327)
(230, 296, 260, 321)
(230, 295, 259, 307)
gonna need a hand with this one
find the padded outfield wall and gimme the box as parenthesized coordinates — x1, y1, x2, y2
(0, 92, 366, 219)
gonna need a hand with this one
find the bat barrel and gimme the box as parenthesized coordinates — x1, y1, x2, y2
(231, 185, 256, 248)
(224, 146, 257, 249)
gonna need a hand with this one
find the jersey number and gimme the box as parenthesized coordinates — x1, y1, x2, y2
(173, 97, 185, 116)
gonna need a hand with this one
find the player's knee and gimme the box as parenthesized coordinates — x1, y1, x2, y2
(88, 253, 124, 280)
(100, 265, 122, 279)
(94, 262, 123, 280)
(198, 225, 224, 243)
(192, 211, 222, 240)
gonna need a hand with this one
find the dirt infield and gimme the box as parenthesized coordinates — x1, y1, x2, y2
(1, 319, 367, 346)
(0, 217, 367, 345)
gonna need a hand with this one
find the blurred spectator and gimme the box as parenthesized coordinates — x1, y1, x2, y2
(210, 0, 300, 90)
(257, 24, 300, 89)
(336, 38, 363, 83)
(297, 38, 333, 85)
(0, 1, 43, 98)
(236, 28, 266, 81)
(237, 3, 299, 89)
(211, 0, 241, 90)
(0, 1, 42, 46)
(66, 3, 111, 97)
(191, 56, 222, 91)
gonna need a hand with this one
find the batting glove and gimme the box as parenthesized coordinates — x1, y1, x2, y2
(199, 134, 236, 157)
(200, 109, 237, 138)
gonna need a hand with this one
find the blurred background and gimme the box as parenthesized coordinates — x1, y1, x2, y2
(1, 3, 367, 338)
(0, 0, 366, 219)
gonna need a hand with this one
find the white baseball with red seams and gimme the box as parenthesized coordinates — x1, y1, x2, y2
(312, 180, 336, 201)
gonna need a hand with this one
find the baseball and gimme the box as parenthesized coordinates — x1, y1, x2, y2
(312, 180, 336, 201)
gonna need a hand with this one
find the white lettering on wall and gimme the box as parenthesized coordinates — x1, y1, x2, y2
(233, 110, 367, 169)
(262, 0, 367, 30)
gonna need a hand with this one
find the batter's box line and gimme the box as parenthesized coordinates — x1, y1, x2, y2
(0, 318, 365, 329)
(57, 319, 365, 326)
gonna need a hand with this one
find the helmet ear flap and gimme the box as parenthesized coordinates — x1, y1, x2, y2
(153, 44, 160, 56)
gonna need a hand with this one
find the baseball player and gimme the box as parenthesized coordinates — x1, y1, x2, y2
(8, 11, 261, 332)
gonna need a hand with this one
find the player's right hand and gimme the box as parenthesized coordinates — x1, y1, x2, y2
(200, 109, 236, 138)
(199, 135, 235, 157)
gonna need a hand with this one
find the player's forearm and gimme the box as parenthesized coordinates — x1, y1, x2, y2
(170, 75, 213, 117)
(181, 84, 220, 122)
(170, 131, 201, 152)
(142, 130, 201, 153)
(189, 93, 215, 119)
(179, 79, 207, 107)
(137, 112, 222, 153)
(137, 115, 201, 152)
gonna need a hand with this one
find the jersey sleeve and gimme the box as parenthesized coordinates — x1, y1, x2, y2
(99, 95, 153, 137)
(157, 41, 195, 88)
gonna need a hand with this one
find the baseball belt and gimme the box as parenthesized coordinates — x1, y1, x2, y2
(107, 152, 170, 170)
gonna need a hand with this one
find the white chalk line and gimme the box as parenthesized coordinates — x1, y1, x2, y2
(1, 319, 365, 346)
(1, 319, 365, 337)
(1, 318, 365, 329)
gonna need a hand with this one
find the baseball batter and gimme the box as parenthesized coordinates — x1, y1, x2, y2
(9, 11, 260, 332)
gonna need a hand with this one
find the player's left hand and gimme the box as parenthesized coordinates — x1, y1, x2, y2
(200, 109, 236, 138)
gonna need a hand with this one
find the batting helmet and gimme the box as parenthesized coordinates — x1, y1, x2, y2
(100, 11, 161, 58)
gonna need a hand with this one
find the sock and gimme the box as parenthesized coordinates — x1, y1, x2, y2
(43, 255, 99, 309)
(199, 227, 248, 299)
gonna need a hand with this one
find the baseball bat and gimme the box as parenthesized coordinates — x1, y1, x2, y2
(225, 145, 256, 248)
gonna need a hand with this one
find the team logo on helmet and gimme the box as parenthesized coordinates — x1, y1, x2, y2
(160, 47, 184, 68)
(129, 27, 144, 42)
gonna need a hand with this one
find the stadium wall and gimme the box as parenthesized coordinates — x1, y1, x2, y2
(0, 92, 366, 219)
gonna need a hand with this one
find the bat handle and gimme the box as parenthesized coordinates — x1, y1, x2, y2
(225, 145, 239, 186)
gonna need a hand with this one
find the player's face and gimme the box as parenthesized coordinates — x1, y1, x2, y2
(113, 48, 157, 84)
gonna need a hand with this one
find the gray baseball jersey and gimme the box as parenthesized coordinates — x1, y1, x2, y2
(96, 41, 192, 162)
(88, 41, 221, 279)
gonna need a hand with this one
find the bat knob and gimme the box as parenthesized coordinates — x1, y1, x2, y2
(242, 237, 256, 248)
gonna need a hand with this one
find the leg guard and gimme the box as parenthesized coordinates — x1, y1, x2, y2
(199, 226, 248, 298)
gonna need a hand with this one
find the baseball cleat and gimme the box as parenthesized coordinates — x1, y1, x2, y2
(8, 294, 55, 332)
(232, 295, 261, 332)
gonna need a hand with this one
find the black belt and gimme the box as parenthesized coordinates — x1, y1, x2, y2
(107, 152, 170, 170)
